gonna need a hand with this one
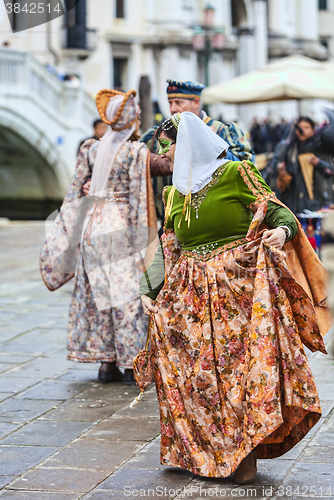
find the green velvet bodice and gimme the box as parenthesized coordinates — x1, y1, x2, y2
(140, 161, 298, 299)
(165, 161, 296, 250)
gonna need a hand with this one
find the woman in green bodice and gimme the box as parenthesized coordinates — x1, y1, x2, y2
(139, 112, 327, 484)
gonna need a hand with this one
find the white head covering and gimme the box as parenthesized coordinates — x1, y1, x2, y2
(89, 95, 137, 195)
(172, 112, 229, 195)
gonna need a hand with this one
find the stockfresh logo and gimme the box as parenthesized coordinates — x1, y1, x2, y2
(3, 0, 81, 32)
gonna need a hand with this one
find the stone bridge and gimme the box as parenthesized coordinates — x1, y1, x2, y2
(0, 49, 98, 219)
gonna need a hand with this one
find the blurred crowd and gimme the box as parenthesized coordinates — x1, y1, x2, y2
(252, 113, 334, 215)
(250, 118, 291, 154)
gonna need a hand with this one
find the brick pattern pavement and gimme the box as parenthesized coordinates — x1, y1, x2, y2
(0, 222, 333, 500)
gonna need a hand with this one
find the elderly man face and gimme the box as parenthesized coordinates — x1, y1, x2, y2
(168, 97, 201, 116)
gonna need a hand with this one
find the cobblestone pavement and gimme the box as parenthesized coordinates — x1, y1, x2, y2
(0, 221, 333, 500)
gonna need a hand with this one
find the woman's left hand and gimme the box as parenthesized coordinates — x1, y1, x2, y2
(262, 227, 286, 249)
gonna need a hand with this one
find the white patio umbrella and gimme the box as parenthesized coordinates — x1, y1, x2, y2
(202, 55, 334, 105)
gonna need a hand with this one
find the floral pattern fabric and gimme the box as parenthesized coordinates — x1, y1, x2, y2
(40, 138, 156, 368)
(148, 202, 326, 477)
(39, 139, 95, 291)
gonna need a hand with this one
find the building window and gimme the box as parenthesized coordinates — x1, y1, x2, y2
(231, 0, 248, 28)
(113, 58, 127, 91)
(116, 0, 124, 18)
(319, 0, 328, 10)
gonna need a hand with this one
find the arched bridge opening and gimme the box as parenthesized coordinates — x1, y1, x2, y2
(0, 126, 63, 220)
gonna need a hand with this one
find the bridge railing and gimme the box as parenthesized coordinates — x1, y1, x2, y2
(0, 49, 97, 127)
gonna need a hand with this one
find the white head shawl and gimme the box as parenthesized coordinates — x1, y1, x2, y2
(89, 95, 137, 196)
(172, 112, 229, 195)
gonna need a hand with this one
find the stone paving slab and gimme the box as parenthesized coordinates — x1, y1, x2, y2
(0, 399, 64, 423)
(7, 468, 109, 493)
(116, 399, 160, 418)
(0, 420, 92, 447)
(0, 446, 59, 475)
(318, 399, 334, 417)
(271, 462, 334, 500)
(122, 438, 164, 470)
(0, 423, 22, 440)
(0, 478, 17, 490)
(0, 329, 66, 354)
(82, 491, 126, 500)
(4, 356, 73, 379)
(298, 445, 334, 462)
(0, 364, 16, 374)
(0, 376, 42, 394)
(0, 394, 15, 403)
(315, 382, 334, 401)
(311, 414, 334, 446)
(15, 380, 92, 400)
(184, 476, 266, 499)
(77, 382, 140, 401)
(85, 415, 161, 442)
(0, 354, 34, 364)
(0, 492, 80, 500)
(97, 466, 194, 492)
(55, 370, 98, 383)
(42, 437, 145, 471)
(39, 398, 125, 423)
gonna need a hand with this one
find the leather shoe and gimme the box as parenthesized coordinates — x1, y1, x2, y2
(234, 448, 257, 485)
(123, 369, 135, 384)
(98, 362, 123, 382)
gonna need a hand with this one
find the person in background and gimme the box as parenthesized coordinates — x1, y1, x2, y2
(40, 89, 158, 384)
(140, 79, 255, 222)
(273, 116, 334, 214)
(250, 118, 267, 154)
(78, 119, 108, 154)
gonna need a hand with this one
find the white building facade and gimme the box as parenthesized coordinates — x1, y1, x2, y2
(0, 0, 329, 127)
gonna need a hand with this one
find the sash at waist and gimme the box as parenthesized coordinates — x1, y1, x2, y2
(181, 235, 248, 261)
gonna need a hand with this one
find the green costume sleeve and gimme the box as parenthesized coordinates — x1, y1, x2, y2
(265, 202, 298, 241)
(236, 161, 297, 241)
(139, 243, 165, 300)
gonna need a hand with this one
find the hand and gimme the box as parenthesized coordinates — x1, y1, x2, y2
(277, 162, 286, 173)
(141, 295, 158, 316)
(263, 227, 286, 249)
(308, 156, 320, 166)
(83, 179, 91, 196)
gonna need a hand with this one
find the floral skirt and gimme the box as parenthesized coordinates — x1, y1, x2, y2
(150, 236, 326, 478)
(67, 201, 148, 368)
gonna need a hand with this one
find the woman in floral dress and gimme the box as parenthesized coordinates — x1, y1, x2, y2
(140, 112, 329, 483)
(40, 89, 158, 382)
